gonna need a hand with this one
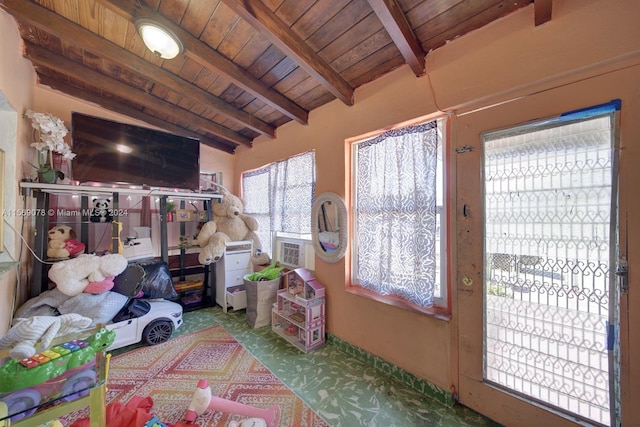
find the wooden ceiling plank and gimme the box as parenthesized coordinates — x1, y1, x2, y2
(37, 74, 237, 153)
(290, 0, 351, 40)
(305, 0, 371, 52)
(222, 0, 354, 106)
(534, 0, 552, 26)
(97, 0, 309, 124)
(318, 13, 383, 63)
(262, 57, 299, 87)
(367, 0, 425, 76)
(1, 0, 275, 138)
(216, 18, 257, 62)
(331, 29, 393, 73)
(274, 0, 316, 26)
(179, 0, 220, 39)
(233, 33, 272, 69)
(248, 44, 288, 79)
(418, 0, 530, 51)
(407, 0, 465, 28)
(25, 42, 252, 147)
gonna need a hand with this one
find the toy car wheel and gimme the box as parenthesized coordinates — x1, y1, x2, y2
(61, 369, 96, 401)
(142, 319, 174, 345)
(1, 388, 41, 421)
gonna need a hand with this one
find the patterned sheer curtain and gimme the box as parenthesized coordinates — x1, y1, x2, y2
(354, 122, 438, 307)
(242, 151, 315, 257)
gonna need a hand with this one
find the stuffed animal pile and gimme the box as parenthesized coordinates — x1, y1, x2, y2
(47, 225, 86, 258)
(196, 188, 270, 266)
(48, 253, 129, 296)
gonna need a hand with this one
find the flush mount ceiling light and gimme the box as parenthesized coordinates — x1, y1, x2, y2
(135, 18, 183, 60)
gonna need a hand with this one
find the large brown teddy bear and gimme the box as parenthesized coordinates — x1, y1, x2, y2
(196, 189, 270, 265)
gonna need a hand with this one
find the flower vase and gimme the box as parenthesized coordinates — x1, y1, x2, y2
(37, 165, 58, 184)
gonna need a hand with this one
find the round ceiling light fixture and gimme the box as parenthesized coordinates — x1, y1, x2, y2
(135, 18, 183, 60)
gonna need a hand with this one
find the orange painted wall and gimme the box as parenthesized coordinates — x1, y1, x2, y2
(235, 1, 640, 423)
(235, 66, 451, 388)
(0, 9, 37, 335)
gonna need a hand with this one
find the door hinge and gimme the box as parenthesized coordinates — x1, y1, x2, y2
(615, 256, 628, 294)
(455, 145, 473, 154)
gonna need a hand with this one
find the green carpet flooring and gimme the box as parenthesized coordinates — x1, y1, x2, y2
(115, 305, 500, 427)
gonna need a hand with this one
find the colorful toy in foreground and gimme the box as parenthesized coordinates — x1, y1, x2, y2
(0, 327, 114, 393)
(181, 379, 281, 427)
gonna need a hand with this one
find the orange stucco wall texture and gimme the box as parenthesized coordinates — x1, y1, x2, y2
(234, 1, 640, 425)
(1, 0, 639, 425)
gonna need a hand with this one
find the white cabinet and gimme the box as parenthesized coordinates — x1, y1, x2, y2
(215, 240, 253, 312)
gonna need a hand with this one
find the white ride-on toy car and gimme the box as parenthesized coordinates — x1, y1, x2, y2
(104, 262, 183, 351)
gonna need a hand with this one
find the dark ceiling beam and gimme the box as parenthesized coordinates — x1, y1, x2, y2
(0, 0, 274, 138)
(534, 0, 552, 26)
(222, 0, 354, 106)
(37, 75, 238, 154)
(25, 43, 253, 147)
(97, 0, 309, 125)
(367, 0, 425, 76)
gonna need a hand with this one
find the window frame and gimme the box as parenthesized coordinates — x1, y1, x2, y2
(241, 150, 316, 258)
(347, 116, 450, 319)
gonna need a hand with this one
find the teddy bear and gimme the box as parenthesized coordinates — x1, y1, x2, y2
(48, 253, 129, 297)
(90, 198, 113, 222)
(47, 225, 86, 258)
(0, 313, 93, 359)
(196, 188, 270, 265)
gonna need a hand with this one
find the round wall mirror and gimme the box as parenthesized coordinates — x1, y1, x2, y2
(311, 192, 348, 263)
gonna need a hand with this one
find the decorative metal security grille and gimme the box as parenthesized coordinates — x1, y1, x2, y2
(483, 113, 616, 426)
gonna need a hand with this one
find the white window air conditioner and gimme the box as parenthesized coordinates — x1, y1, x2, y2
(273, 237, 314, 270)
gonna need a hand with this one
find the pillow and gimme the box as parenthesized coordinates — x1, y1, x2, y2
(244, 276, 281, 329)
(58, 291, 128, 327)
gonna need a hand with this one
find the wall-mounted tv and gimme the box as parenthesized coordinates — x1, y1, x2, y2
(71, 112, 200, 191)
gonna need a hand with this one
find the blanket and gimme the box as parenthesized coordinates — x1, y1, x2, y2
(14, 288, 128, 327)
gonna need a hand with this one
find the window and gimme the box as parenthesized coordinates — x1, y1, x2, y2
(242, 151, 316, 258)
(351, 119, 446, 309)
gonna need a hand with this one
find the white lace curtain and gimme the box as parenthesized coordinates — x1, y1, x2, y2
(242, 150, 315, 257)
(354, 122, 438, 307)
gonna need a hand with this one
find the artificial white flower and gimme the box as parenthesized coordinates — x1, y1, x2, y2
(25, 109, 76, 161)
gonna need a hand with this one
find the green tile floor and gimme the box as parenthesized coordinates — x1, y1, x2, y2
(115, 306, 500, 427)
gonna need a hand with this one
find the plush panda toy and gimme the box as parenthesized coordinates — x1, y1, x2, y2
(90, 198, 113, 223)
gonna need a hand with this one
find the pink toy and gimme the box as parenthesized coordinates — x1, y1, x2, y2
(182, 379, 281, 427)
(83, 276, 115, 294)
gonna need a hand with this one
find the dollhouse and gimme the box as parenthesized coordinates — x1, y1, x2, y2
(271, 269, 325, 353)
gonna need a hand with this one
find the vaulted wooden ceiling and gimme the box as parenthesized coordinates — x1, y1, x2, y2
(1, 0, 550, 153)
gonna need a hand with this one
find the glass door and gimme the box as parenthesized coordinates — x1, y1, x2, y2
(481, 103, 621, 426)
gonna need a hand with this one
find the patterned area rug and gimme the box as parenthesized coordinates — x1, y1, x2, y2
(64, 325, 328, 426)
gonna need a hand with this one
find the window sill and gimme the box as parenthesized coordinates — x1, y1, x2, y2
(346, 285, 451, 321)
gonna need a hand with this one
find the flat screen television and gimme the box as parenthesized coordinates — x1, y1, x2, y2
(71, 112, 200, 191)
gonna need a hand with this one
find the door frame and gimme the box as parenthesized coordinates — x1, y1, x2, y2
(452, 81, 627, 426)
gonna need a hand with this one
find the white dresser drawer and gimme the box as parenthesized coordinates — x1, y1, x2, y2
(226, 267, 251, 286)
(224, 251, 252, 269)
(226, 286, 247, 310)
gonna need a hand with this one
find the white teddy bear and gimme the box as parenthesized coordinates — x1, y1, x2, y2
(48, 253, 128, 297)
(0, 313, 92, 359)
